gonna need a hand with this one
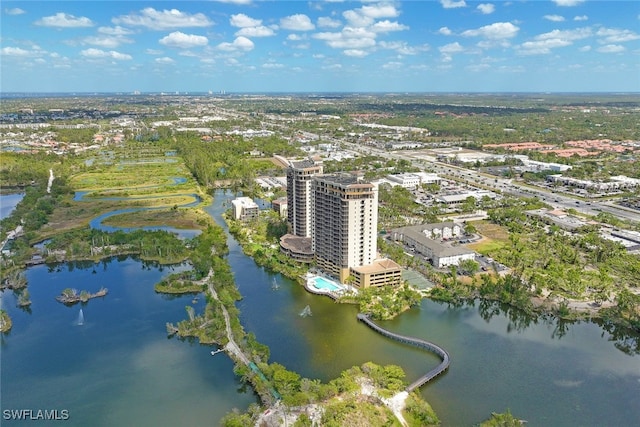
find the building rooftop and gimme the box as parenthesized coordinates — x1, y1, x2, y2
(316, 173, 374, 188)
(351, 258, 401, 274)
(232, 197, 258, 208)
(289, 158, 321, 169)
(279, 234, 313, 255)
(392, 226, 474, 257)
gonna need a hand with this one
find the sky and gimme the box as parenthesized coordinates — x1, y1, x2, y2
(1, 1, 639, 93)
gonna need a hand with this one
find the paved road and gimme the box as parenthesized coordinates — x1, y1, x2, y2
(345, 143, 639, 223)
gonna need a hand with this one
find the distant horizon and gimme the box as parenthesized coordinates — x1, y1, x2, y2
(2, 1, 639, 93)
(1, 90, 639, 96)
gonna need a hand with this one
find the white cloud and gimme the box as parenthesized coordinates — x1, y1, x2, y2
(213, 0, 252, 4)
(80, 48, 132, 60)
(159, 31, 208, 48)
(262, 62, 284, 69)
(439, 42, 465, 54)
(313, 27, 377, 50)
(146, 49, 163, 55)
(379, 41, 426, 55)
(535, 27, 592, 41)
(112, 8, 212, 30)
(341, 3, 400, 29)
(342, 10, 373, 27)
(382, 61, 403, 70)
(579, 45, 591, 52)
(155, 57, 175, 64)
(217, 36, 255, 51)
(230, 13, 261, 28)
(359, 4, 399, 19)
(552, 0, 585, 6)
(343, 49, 369, 57)
(466, 63, 491, 72)
(439, 41, 467, 61)
(440, 0, 467, 9)
(330, 36, 376, 49)
(110, 51, 132, 61)
(235, 26, 276, 37)
(439, 27, 453, 36)
(35, 12, 94, 28)
(518, 38, 572, 55)
(597, 44, 625, 53)
(574, 15, 588, 21)
(1, 47, 32, 56)
(287, 34, 305, 41)
(81, 35, 133, 49)
(98, 26, 134, 36)
(5, 8, 25, 15)
(544, 15, 565, 22)
(318, 17, 342, 28)
(280, 14, 315, 31)
(461, 22, 519, 39)
(516, 27, 589, 55)
(596, 28, 640, 43)
(477, 4, 495, 15)
(370, 20, 408, 33)
(518, 27, 593, 55)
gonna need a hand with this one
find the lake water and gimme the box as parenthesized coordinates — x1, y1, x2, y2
(0, 257, 257, 426)
(0, 193, 24, 220)
(206, 190, 640, 427)
(1, 189, 638, 426)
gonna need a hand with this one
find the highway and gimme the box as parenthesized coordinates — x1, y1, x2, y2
(344, 143, 640, 223)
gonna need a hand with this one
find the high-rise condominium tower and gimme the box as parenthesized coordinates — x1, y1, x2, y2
(313, 174, 378, 282)
(286, 158, 323, 238)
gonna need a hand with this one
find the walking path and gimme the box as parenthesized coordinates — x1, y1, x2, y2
(46, 169, 54, 194)
(357, 313, 451, 426)
(205, 271, 250, 365)
(357, 313, 450, 392)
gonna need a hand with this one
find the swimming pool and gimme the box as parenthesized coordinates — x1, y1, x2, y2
(312, 276, 343, 291)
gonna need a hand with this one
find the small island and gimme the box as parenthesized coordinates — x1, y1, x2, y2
(0, 310, 12, 333)
(56, 287, 108, 305)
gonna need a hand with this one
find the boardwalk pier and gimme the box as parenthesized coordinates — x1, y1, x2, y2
(357, 313, 450, 392)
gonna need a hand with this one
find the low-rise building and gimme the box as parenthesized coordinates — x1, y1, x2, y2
(349, 259, 402, 288)
(231, 197, 259, 221)
(546, 174, 640, 192)
(272, 197, 288, 218)
(279, 234, 314, 263)
(524, 208, 587, 230)
(387, 173, 422, 189)
(390, 225, 476, 268)
(436, 190, 497, 206)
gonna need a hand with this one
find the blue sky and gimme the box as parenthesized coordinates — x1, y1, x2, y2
(1, 1, 639, 93)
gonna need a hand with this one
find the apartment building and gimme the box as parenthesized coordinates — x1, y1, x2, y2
(231, 197, 259, 221)
(286, 158, 323, 238)
(313, 173, 379, 283)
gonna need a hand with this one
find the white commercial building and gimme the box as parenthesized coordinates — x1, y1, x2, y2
(391, 224, 475, 268)
(231, 197, 259, 221)
(387, 172, 442, 189)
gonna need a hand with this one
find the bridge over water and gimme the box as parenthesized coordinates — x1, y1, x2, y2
(357, 313, 450, 392)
